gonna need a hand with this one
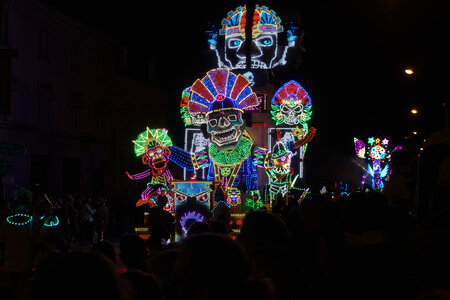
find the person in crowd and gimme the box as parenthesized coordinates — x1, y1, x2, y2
(173, 232, 272, 300)
(30, 250, 129, 300)
(119, 233, 148, 272)
(0, 187, 40, 299)
(79, 198, 96, 245)
(146, 195, 174, 252)
(121, 269, 162, 300)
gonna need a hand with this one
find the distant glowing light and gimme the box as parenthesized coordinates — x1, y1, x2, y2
(404, 68, 414, 75)
(411, 108, 418, 114)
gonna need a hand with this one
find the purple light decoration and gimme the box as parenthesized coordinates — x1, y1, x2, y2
(180, 211, 205, 235)
(354, 137, 365, 158)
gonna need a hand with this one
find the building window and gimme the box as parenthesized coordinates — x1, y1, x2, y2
(39, 28, 49, 61)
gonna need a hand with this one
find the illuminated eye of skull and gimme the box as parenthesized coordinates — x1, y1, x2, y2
(279, 103, 303, 125)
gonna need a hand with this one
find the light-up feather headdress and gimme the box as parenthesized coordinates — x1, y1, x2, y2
(219, 5, 283, 38)
(188, 68, 259, 115)
(271, 80, 312, 126)
(132, 128, 173, 157)
(272, 80, 311, 107)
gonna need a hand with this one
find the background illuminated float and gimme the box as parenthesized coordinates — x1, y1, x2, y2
(354, 137, 392, 190)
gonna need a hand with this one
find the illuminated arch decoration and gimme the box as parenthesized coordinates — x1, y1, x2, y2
(126, 128, 175, 207)
(207, 5, 298, 70)
(179, 211, 205, 236)
(354, 137, 392, 190)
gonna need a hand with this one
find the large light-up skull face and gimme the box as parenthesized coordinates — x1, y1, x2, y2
(207, 109, 245, 150)
(224, 32, 278, 69)
(212, 5, 291, 70)
(279, 101, 304, 125)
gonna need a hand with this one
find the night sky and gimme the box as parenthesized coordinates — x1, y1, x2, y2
(40, 0, 450, 187)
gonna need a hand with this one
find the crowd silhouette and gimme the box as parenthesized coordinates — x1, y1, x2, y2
(1, 147, 450, 300)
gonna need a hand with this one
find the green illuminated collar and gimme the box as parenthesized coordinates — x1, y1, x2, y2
(209, 137, 253, 166)
(6, 213, 33, 226)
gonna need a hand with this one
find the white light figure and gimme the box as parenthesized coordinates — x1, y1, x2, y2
(190, 132, 209, 179)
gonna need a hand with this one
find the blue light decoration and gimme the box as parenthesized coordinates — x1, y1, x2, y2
(354, 137, 392, 190)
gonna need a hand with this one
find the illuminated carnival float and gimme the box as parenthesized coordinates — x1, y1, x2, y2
(127, 4, 317, 240)
(353, 137, 399, 190)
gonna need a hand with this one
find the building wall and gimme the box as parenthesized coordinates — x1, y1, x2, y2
(0, 0, 167, 201)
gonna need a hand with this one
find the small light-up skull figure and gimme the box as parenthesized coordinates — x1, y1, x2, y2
(180, 87, 207, 127)
(271, 80, 312, 128)
(208, 5, 297, 70)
